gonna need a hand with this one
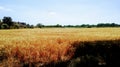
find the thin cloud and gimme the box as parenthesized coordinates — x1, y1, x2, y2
(0, 6, 13, 12)
(48, 12, 57, 15)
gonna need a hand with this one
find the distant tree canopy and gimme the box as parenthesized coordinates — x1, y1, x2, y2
(43, 24, 62, 28)
(0, 19, 1, 23)
(63, 23, 120, 28)
(36, 23, 44, 28)
(0, 16, 120, 29)
(97, 23, 120, 27)
(0, 16, 34, 29)
(2, 17, 13, 27)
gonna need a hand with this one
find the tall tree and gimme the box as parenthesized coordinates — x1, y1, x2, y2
(2, 17, 13, 27)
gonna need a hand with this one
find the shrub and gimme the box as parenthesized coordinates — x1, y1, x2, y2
(0, 24, 9, 29)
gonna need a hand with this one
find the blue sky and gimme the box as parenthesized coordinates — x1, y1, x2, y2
(0, 0, 120, 25)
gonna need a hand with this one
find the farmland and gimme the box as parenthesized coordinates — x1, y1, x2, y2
(0, 28, 120, 67)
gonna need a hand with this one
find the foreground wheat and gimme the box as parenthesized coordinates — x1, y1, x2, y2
(0, 28, 120, 66)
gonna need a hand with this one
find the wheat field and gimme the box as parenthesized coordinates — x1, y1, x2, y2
(0, 28, 120, 66)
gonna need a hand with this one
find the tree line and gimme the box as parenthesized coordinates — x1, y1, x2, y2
(63, 23, 120, 28)
(0, 16, 120, 29)
(36, 23, 120, 28)
(0, 17, 34, 29)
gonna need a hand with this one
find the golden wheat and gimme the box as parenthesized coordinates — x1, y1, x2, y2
(0, 28, 120, 66)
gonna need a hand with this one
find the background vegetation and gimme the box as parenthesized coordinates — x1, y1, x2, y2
(0, 16, 120, 29)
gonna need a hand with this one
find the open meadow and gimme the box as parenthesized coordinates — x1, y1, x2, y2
(0, 28, 120, 67)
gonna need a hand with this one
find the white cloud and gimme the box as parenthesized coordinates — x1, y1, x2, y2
(49, 12, 56, 15)
(0, 6, 13, 12)
(44, 11, 57, 17)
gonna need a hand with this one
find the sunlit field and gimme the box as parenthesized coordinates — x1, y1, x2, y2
(0, 28, 120, 67)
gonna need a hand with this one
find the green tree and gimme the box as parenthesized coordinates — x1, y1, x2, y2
(30, 25, 34, 28)
(36, 23, 44, 28)
(26, 24, 30, 28)
(0, 19, 2, 25)
(55, 24, 62, 27)
(14, 24, 19, 29)
(0, 24, 9, 29)
(0, 19, 2, 29)
(2, 17, 13, 27)
(0, 19, 1, 23)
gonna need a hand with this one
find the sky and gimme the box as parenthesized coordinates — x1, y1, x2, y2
(0, 0, 120, 25)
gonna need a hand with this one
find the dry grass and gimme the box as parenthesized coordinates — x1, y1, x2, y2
(0, 28, 120, 66)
